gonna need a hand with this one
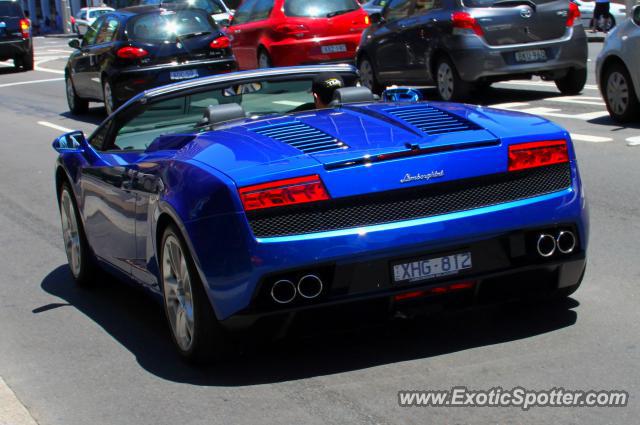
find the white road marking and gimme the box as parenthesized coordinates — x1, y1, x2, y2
(272, 100, 304, 106)
(498, 80, 599, 91)
(0, 77, 64, 88)
(37, 121, 73, 132)
(502, 106, 609, 121)
(546, 95, 605, 106)
(33, 56, 67, 75)
(488, 102, 529, 109)
(0, 376, 38, 425)
(626, 136, 640, 146)
(570, 133, 612, 143)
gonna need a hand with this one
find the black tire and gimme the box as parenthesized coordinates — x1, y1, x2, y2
(357, 55, 383, 95)
(602, 62, 640, 123)
(22, 49, 34, 71)
(66, 74, 89, 114)
(554, 67, 587, 95)
(160, 224, 232, 364)
(102, 78, 118, 116)
(435, 56, 472, 101)
(59, 183, 96, 286)
(257, 48, 272, 68)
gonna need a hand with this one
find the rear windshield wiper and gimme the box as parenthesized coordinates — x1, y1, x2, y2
(176, 31, 212, 41)
(326, 8, 357, 18)
(491, 0, 537, 10)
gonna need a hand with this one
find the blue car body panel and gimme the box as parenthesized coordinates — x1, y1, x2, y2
(54, 68, 588, 322)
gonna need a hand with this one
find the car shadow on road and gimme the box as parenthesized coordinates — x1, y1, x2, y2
(59, 110, 106, 127)
(38, 265, 579, 387)
(587, 115, 640, 130)
(0, 66, 25, 75)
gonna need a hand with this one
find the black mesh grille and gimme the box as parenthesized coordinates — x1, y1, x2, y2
(247, 163, 572, 238)
(384, 105, 480, 135)
(251, 121, 348, 154)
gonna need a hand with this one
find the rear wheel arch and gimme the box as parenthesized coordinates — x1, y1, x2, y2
(56, 166, 72, 202)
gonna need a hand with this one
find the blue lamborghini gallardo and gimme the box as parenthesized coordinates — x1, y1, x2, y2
(52, 64, 588, 363)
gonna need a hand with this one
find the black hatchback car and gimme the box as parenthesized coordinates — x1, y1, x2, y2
(0, 0, 33, 71)
(65, 5, 237, 115)
(356, 0, 588, 100)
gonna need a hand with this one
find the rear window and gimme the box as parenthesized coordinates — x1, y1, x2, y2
(128, 9, 215, 42)
(284, 0, 359, 17)
(462, 0, 556, 6)
(0, 2, 22, 17)
(161, 0, 226, 15)
(89, 9, 111, 19)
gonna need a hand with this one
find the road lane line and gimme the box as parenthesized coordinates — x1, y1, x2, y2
(0, 376, 38, 425)
(546, 96, 605, 106)
(516, 106, 609, 120)
(487, 102, 529, 109)
(626, 136, 640, 146)
(570, 133, 612, 143)
(37, 121, 73, 133)
(498, 80, 599, 90)
(33, 57, 66, 75)
(0, 77, 64, 88)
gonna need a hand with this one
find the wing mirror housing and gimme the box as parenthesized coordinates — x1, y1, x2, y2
(68, 38, 80, 49)
(52, 131, 87, 153)
(369, 12, 384, 24)
(633, 5, 640, 26)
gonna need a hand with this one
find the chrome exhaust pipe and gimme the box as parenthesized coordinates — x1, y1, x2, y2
(556, 230, 576, 254)
(271, 279, 296, 304)
(537, 234, 556, 257)
(297, 274, 323, 299)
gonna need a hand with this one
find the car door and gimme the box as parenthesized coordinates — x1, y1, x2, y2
(403, 0, 445, 81)
(236, 0, 274, 69)
(372, 0, 413, 82)
(85, 14, 120, 99)
(228, 0, 259, 68)
(70, 17, 102, 98)
(623, 11, 640, 98)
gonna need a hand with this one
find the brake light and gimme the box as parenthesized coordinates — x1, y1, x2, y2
(364, 15, 370, 25)
(239, 175, 330, 211)
(508, 140, 569, 172)
(210, 35, 230, 49)
(116, 46, 149, 59)
(19, 19, 29, 38)
(567, 2, 580, 27)
(452, 11, 483, 36)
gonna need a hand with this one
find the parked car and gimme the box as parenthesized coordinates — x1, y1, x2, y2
(362, 0, 388, 15)
(52, 64, 587, 363)
(357, 0, 588, 101)
(573, 0, 626, 32)
(228, 0, 370, 69)
(73, 7, 115, 35)
(140, 0, 234, 25)
(596, 4, 640, 122)
(65, 5, 237, 116)
(0, 0, 33, 70)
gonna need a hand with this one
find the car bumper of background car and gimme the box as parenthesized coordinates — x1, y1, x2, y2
(185, 169, 588, 323)
(112, 58, 237, 103)
(0, 39, 30, 60)
(446, 27, 588, 82)
(268, 34, 363, 67)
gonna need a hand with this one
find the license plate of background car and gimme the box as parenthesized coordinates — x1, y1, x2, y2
(514, 49, 547, 63)
(321, 44, 347, 54)
(392, 252, 472, 284)
(170, 69, 199, 80)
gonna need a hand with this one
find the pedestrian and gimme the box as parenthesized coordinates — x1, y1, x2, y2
(592, 0, 611, 33)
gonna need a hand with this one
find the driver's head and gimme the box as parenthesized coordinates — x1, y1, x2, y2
(312, 73, 344, 109)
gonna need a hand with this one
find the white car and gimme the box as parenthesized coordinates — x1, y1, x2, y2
(73, 7, 114, 34)
(573, 0, 627, 31)
(141, 0, 234, 26)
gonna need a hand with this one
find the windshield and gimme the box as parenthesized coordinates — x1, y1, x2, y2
(0, 2, 22, 17)
(284, 0, 359, 17)
(128, 9, 215, 42)
(89, 9, 111, 19)
(462, 0, 556, 6)
(164, 0, 226, 14)
(113, 74, 358, 151)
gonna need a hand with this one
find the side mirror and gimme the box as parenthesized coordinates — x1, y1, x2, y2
(369, 12, 384, 24)
(52, 131, 87, 153)
(633, 5, 640, 26)
(68, 38, 80, 49)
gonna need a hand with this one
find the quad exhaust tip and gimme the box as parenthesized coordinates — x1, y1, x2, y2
(537, 234, 557, 257)
(556, 230, 576, 254)
(297, 274, 323, 299)
(271, 279, 296, 304)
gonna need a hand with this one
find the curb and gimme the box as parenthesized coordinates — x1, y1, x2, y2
(43, 33, 78, 39)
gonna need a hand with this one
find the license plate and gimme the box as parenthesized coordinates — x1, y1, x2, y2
(392, 252, 472, 284)
(514, 49, 547, 63)
(321, 44, 347, 54)
(170, 69, 199, 80)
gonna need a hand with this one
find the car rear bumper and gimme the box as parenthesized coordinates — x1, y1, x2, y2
(111, 58, 237, 103)
(0, 38, 30, 60)
(445, 26, 588, 82)
(268, 33, 363, 67)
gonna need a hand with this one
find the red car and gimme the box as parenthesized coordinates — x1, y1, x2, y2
(228, 0, 369, 69)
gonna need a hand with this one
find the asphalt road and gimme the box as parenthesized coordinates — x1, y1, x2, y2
(0, 37, 638, 425)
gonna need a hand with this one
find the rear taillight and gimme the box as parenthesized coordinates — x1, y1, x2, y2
(508, 140, 569, 172)
(210, 35, 230, 49)
(452, 11, 483, 36)
(19, 19, 30, 38)
(273, 23, 309, 38)
(567, 2, 581, 27)
(239, 175, 330, 211)
(116, 46, 149, 59)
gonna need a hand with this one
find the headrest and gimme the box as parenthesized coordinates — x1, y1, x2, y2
(199, 103, 245, 127)
(329, 86, 374, 106)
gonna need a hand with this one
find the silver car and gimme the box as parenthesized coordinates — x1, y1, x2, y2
(596, 5, 640, 122)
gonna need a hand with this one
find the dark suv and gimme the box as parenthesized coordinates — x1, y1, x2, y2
(65, 5, 237, 116)
(356, 0, 588, 100)
(0, 0, 33, 71)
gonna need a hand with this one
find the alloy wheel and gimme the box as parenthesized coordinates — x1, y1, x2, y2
(258, 51, 271, 68)
(607, 71, 629, 116)
(359, 59, 374, 89)
(103, 81, 114, 115)
(60, 190, 82, 278)
(66, 77, 75, 110)
(162, 235, 195, 352)
(437, 62, 454, 101)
